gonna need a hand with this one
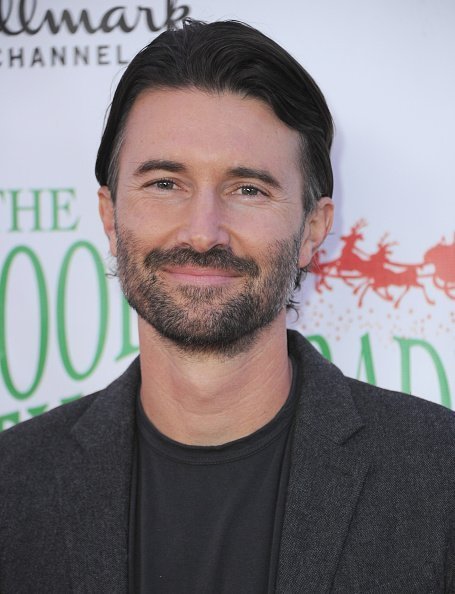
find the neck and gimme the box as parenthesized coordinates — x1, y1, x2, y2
(138, 313, 292, 445)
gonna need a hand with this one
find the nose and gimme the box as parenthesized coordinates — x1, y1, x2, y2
(175, 190, 230, 253)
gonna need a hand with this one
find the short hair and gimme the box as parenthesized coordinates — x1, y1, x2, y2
(95, 19, 334, 214)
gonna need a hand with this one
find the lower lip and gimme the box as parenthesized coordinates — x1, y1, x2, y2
(162, 270, 241, 286)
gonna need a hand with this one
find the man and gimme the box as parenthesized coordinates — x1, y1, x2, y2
(0, 19, 454, 594)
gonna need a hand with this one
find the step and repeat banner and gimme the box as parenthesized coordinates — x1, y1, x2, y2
(1, 0, 454, 428)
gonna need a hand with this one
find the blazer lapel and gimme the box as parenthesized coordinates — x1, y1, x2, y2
(54, 359, 140, 594)
(52, 334, 368, 593)
(276, 333, 371, 593)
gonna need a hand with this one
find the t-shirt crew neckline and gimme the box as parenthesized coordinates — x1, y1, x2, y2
(136, 354, 300, 466)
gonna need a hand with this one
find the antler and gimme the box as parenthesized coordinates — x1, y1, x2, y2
(352, 219, 367, 232)
(378, 232, 398, 249)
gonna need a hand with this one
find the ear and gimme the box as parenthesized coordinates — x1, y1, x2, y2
(98, 186, 117, 257)
(298, 197, 334, 268)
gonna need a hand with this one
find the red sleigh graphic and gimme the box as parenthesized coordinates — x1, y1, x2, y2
(311, 220, 455, 307)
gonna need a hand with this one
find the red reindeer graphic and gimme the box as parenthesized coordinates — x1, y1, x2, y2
(311, 222, 453, 307)
(353, 235, 434, 308)
(313, 220, 371, 291)
(423, 236, 455, 299)
(310, 250, 334, 292)
(336, 219, 369, 271)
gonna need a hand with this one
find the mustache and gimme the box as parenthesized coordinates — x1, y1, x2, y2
(143, 246, 260, 277)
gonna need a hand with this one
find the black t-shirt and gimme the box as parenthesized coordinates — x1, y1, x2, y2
(130, 357, 300, 593)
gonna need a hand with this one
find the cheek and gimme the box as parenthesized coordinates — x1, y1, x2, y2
(248, 212, 304, 249)
(119, 198, 186, 238)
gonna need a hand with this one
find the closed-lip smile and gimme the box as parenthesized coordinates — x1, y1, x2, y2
(162, 266, 242, 285)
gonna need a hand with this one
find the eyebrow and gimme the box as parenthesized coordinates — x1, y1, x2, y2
(133, 160, 283, 191)
(226, 167, 282, 190)
(133, 159, 186, 176)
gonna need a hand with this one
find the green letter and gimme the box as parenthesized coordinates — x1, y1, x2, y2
(0, 411, 20, 432)
(116, 295, 139, 360)
(394, 337, 451, 408)
(50, 188, 79, 231)
(57, 241, 108, 380)
(0, 246, 49, 399)
(305, 335, 332, 361)
(61, 394, 82, 404)
(9, 189, 43, 232)
(356, 333, 377, 385)
(27, 404, 48, 417)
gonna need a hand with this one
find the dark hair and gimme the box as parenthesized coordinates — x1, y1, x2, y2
(95, 19, 334, 214)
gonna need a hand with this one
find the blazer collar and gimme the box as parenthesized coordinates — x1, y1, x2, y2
(288, 330, 364, 444)
(276, 331, 370, 593)
(55, 359, 140, 594)
(54, 332, 369, 593)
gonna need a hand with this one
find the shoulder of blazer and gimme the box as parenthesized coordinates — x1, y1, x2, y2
(0, 358, 141, 593)
(278, 331, 455, 593)
(0, 356, 141, 486)
(288, 328, 455, 450)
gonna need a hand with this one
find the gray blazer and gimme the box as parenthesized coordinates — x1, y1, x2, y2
(1, 331, 454, 593)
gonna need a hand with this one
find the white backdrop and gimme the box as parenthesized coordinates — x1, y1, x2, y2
(1, 0, 454, 429)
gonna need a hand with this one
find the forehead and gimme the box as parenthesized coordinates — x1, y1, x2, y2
(119, 87, 302, 182)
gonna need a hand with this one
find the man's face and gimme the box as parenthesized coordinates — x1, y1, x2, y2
(100, 88, 323, 354)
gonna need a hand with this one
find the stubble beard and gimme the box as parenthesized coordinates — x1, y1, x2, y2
(115, 224, 304, 357)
